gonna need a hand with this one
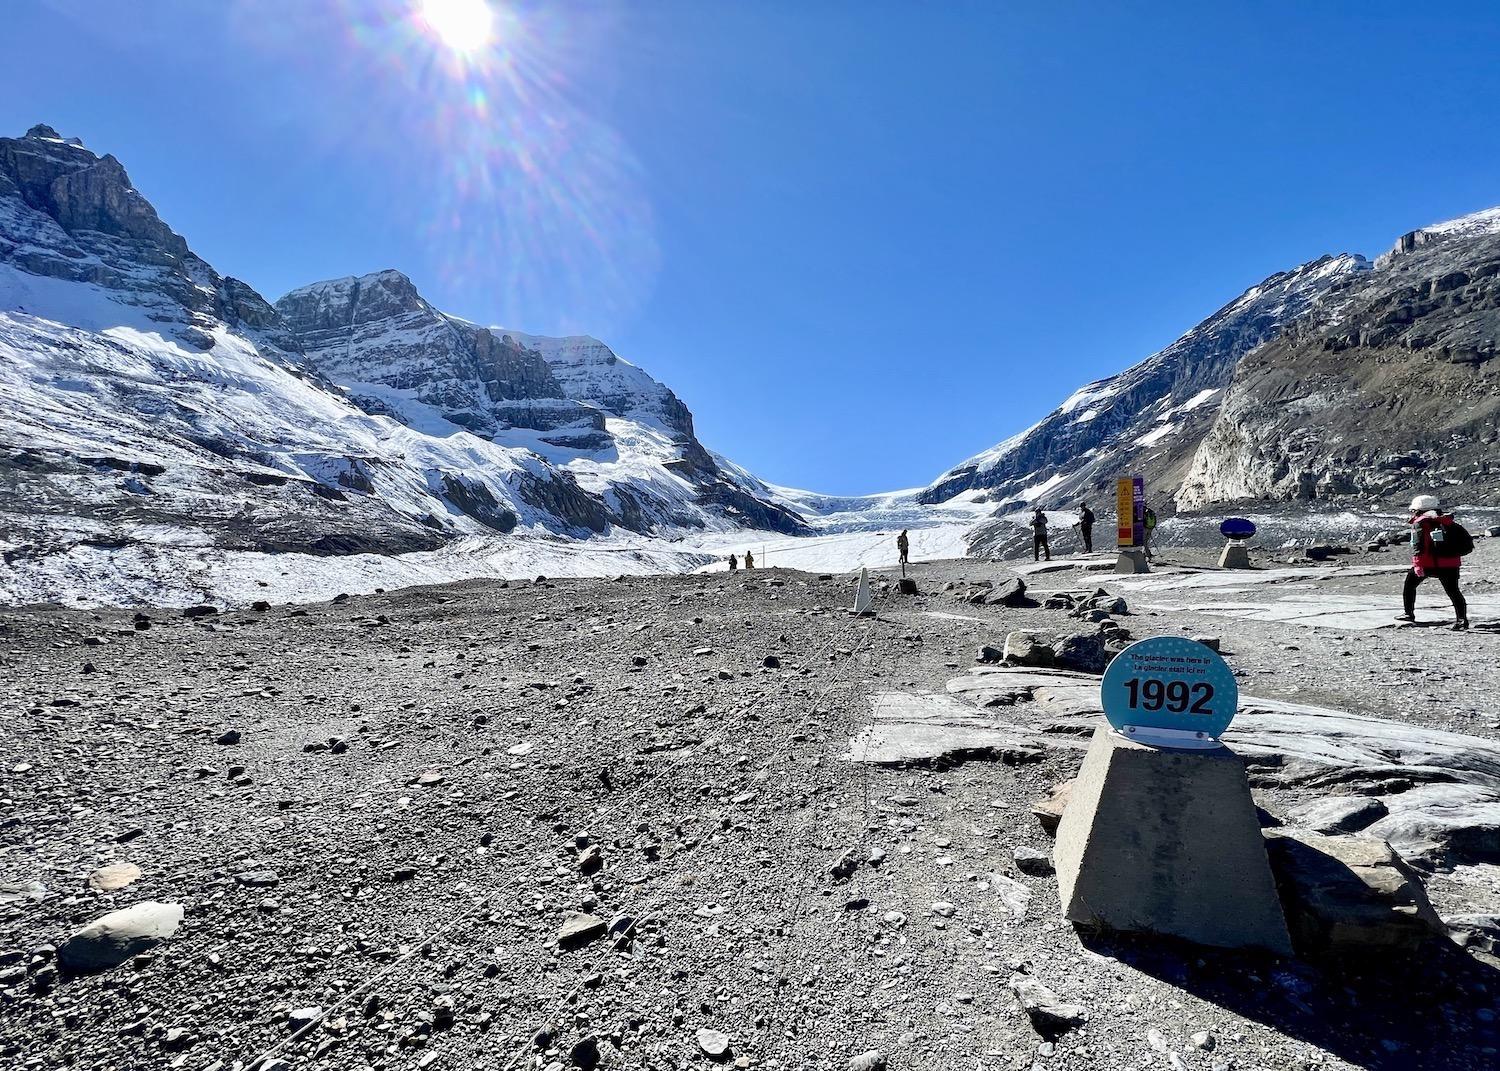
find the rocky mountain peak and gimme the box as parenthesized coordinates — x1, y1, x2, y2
(921, 250, 1370, 513)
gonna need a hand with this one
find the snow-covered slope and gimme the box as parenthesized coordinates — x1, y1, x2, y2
(275, 269, 809, 535)
(920, 253, 1372, 515)
(0, 123, 808, 603)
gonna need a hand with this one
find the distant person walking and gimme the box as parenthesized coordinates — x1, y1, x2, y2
(727, 553, 738, 572)
(744, 549, 755, 570)
(1075, 501, 1095, 553)
(1031, 507, 1051, 562)
(896, 529, 910, 567)
(1142, 503, 1158, 559)
(1399, 495, 1472, 630)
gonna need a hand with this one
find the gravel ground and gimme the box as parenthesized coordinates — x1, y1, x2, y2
(3, 544, 1500, 1071)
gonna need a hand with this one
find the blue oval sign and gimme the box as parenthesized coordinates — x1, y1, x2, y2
(1220, 517, 1256, 540)
(1100, 636, 1239, 747)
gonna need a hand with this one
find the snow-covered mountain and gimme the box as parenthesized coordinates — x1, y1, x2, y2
(1178, 208, 1500, 508)
(0, 123, 805, 597)
(920, 253, 1373, 512)
(924, 203, 1500, 558)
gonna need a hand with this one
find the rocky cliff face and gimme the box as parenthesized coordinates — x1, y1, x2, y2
(0, 124, 293, 352)
(274, 272, 602, 441)
(920, 253, 1371, 512)
(1177, 210, 1500, 509)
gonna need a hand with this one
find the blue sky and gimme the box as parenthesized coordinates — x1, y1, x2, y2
(5, 1, 1500, 494)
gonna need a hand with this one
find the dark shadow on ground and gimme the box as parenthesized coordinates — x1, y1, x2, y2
(1078, 929, 1500, 1070)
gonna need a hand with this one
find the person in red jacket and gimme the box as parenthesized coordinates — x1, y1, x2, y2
(1398, 494, 1469, 630)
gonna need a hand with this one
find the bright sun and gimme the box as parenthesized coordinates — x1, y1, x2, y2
(417, 0, 495, 55)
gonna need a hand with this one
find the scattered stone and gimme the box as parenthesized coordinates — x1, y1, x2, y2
(1192, 635, 1221, 653)
(234, 870, 280, 888)
(59, 901, 185, 972)
(695, 1028, 731, 1057)
(578, 846, 604, 875)
(1032, 780, 1074, 837)
(570, 1035, 600, 1069)
(556, 912, 607, 951)
(1013, 846, 1054, 876)
(849, 1051, 887, 1071)
(182, 604, 218, 618)
(215, 729, 241, 745)
(287, 1006, 323, 1033)
(1008, 974, 1086, 1036)
(976, 644, 1003, 664)
(1190, 1031, 1215, 1051)
(87, 862, 142, 893)
(762, 655, 781, 669)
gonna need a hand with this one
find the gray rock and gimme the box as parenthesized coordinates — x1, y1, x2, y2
(87, 862, 142, 892)
(976, 644, 1003, 664)
(556, 912, 607, 951)
(1008, 974, 1086, 1036)
(58, 901, 184, 972)
(1289, 796, 1387, 835)
(1003, 630, 1056, 667)
(234, 870, 281, 888)
(215, 729, 241, 745)
(849, 1051, 887, 1071)
(1013, 846, 1054, 876)
(1032, 780, 1074, 836)
(287, 1006, 323, 1033)
(1055, 631, 1110, 673)
(1192, 635, 1221, 652)
(695, 1028, 731, 1057)
(1444, 913, 1500, 953)
(1265, 830, 1445, 957)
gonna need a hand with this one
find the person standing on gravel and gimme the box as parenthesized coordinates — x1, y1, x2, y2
(1031, 507, 1051, 562)
(1075, 501, 1095, 553)
(896, 529, 910, 566)
(1142, 503, 1158, 559)
(744, 549, 755, 570)
(727, 553, 738, 572)
(1399, 495, 1471, 631)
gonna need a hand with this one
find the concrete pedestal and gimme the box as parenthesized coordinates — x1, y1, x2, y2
(1055, 726, 1292, 955)
(1219, 541, 1251, 569)
(1114, 547, 1150, 574)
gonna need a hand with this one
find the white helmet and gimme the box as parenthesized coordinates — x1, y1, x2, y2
(1410, 494, 1441, 512)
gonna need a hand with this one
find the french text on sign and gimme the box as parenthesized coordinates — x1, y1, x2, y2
(1099, 636, 1238, 749)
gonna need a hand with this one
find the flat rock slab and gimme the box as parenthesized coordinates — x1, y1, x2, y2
(59, 901, 184, 972)
(1266, 830, 1444, 956)
(930, 666, 1500, 871)
(1106, 564, 1500, 631)
(846, 692, 1047, 767)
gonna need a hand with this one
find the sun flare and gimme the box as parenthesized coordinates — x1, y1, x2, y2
(417, 0, 495, 55)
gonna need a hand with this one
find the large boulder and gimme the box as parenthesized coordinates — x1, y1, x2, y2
(58, 901, 185, 972)
(1002, 630, 1056, 667)
(1055, 631, 1110, 674)
(1265, 831, 1444, 957)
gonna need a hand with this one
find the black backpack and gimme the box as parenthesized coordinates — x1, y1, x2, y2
(1448, 522, 1475, 557)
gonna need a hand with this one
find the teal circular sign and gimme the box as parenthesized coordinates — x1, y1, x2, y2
(1100, 636, 1238, 747)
